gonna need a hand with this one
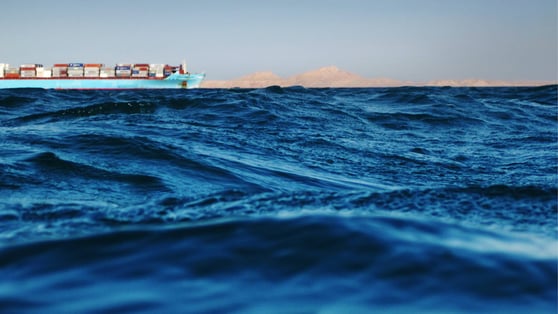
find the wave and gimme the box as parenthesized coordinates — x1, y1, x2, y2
(24, 151, 167, 191)
(0, 214, 555, 313)
(2, 182, 554, 244)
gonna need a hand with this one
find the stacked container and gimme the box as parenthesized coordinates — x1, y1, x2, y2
(5, 67, 20, 78)
(132, 64, 149, 78)
(67, 63, 84, 77)
(20, 64, 37, 78)
(100, 67, 115, 78)
(148, 64, 165, 78)
(84, 64, 102, 78)
(0, 64, 7, 78)
(52, 64, 68, 77)
(35, 64, 46, 77)
(115, 64, 132, 77)
(40, 67, 52, 78)
(163, 65, 178, 77)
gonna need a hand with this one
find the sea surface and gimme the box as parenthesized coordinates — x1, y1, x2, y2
(0, 86, 556, 313)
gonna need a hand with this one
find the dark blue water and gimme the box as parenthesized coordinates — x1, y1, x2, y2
(0, 86, 556, 313)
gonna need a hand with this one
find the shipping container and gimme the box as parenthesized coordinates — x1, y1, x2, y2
(100, 67, 115, 75)
(132, 70, 148, 77)
(39, 68, 52, 78)
(67, 68, 84, 77)
(115, 69, 132, 77)
(84, 72, 100, 78)
(52, 67, 68, 77)
(68, 63, 84, 68)
(20, 70, 36, 78)
(5, 73, 20, 78)
(20, 64, 36, 68)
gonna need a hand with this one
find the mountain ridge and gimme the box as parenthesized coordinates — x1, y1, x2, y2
(200, 66, 555, 88)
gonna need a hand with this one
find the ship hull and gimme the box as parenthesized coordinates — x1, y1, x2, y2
(0, 73, 205, 89)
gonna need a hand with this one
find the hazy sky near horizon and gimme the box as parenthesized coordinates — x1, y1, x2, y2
(1, 0, 556, 81)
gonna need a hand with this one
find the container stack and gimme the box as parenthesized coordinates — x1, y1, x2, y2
(163, 65, 177, 77)
(115, 64, 132, 77)
(84, 64, 102, 78)
(67, 63, 84, 77)
(149, 64, 165, 78)
(52, 64, 68, 77)
(0, 61, 186, 80)
(100, 67, 115, 78)
(5, 67, 20, 78)
(35, 64, 46, 77)
(20, 64, 37, 78)
(39, 67, 52, 78)
(0, 64, 7, 78)
(132, 64, 149, 78)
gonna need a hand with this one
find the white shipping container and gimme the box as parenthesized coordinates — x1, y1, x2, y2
(20, 64, 36, 68)
(115, 70, 131, 76)
(20, 70, 36, 77)
(100, 68, 115, 77)
(41, 69, 52, 78)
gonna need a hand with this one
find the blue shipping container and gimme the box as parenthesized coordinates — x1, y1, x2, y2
(68, 63, 84, 67)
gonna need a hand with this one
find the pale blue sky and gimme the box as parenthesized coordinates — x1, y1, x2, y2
(1, 0, 556, 81)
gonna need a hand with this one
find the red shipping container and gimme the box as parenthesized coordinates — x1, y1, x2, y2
(5, 73, 20, 78)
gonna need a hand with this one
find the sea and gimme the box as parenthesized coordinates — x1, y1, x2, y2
(0, 85, 556, 313)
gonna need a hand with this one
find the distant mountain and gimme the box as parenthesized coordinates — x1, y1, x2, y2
(201, 67, 555, 88)
(425, 79, 554, 87)
(284, 66, 404, 87)
(202, 66, 408, 88)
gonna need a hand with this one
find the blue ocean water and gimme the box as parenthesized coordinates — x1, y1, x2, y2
(0, 86, 556, 313)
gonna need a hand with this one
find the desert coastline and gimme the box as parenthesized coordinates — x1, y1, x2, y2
(201, 66, 556, 88)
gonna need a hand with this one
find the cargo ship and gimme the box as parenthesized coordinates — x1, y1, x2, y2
(0, 62, 205, 89)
